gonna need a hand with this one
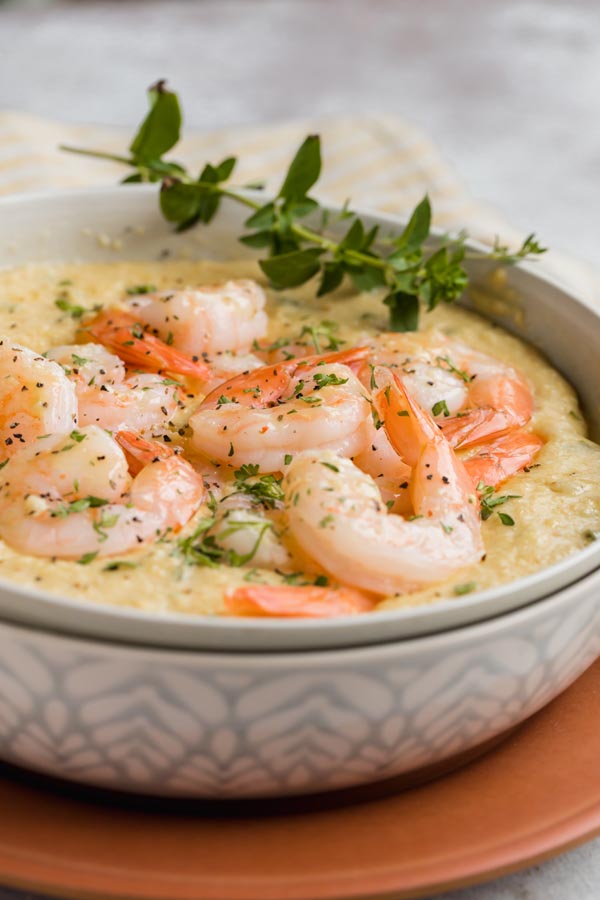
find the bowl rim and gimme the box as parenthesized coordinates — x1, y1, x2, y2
(1, 559, 599, 665)
(0, 183, 599, 651)
(0, 544, 598, 652)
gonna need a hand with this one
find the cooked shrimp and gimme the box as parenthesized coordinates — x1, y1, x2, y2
(47, 342, 181, 433)
(208, 500, 293, 571)
(440, 346, 534, 448)
(360, 332, 470, 418)
(79, 374, 182, 434)
(46, 343, 125, 387)
(0, 426, 205, 559)
(189, 347, 372, 471)
(225, 584, 374, 617)
(352, 418, 413, 514)
(283, 369, 483, 595)
(199, 350, 265, 396)
(82, 310, 211, 380)
(362, 331, 535, 448)
(0, 339, 78, 458)
(463, 431, 544, 488)
(125, 280, 268, 356)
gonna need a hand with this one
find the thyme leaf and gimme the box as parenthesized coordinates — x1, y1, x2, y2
(478, 482, 520, 525)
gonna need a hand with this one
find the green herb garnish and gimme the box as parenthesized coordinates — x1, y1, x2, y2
(436, 355, 472, 383)
(319, 514, 335, 528)
(231, 466, 285, 509)
(312, 372, 349, 389)
(497, 512, 515, 527)
(52, 495, 109, 518)
(55, 297, 86, 318)
(431, 399, 450, 417)
(77, 551, 98, 565)
(61, 81, 546, 332)
(478, 482, 520, 525)
(93, 512, 120, 542)
(489, 234, 547, 264)
(177, 516, 272, 568)
(280, 570, 330, 587)
(454, 581, 477, 595)
(103, 560, 138, 571)
(126, 283, 157, 295)
(298, 321, 343, 352)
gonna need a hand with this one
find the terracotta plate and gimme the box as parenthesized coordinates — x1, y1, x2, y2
(2, 660, 600, 900)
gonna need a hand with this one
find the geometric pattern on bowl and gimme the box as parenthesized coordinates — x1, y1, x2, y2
(0, 574, 598, 798)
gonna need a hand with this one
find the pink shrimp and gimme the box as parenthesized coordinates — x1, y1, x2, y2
(82, 309, 212, 380)
(0, 427, 205, 559)
(463, 431, 544, 488)
(124, 280, 268, 356)
(437, 346, 534, 449)
(200, 345, 370, 409)
(225, 584, 374, 618)
(47, 343, 181, 434)
(190, 347, 372, 471)
(282, 368, 484, 596)
(360, 331, 536, 450)
(0, 340, 78, 459)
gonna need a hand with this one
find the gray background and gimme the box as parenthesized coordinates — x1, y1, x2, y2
(0, 0, 599, 897)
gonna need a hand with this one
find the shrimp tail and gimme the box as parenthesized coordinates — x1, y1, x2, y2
(296, 345, 370, 374)
(373, 366, 480, 525)
(115, 429, 175, 474)
(83, 310, 212, 380)
(372, 366, 438, 466)
(201, 363, 294, 409)
(201, 346, 370, 410)
(441, 408, 518, 448)
(441, 374, 533, 448)
(464, 432, 544, 488)
(225, 584, 374, 618)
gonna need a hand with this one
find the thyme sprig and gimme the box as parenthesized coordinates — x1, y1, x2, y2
(61, 80, 547, 331)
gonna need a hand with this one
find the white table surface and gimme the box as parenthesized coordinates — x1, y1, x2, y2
(0, 0, 599, 897)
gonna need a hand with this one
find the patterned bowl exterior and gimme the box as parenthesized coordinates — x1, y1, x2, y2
(0, 569, 599, 798)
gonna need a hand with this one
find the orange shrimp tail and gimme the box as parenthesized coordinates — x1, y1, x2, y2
(225, 584, 375, 618)
(263, 342, 370, 369)
(83, 310, 212, 380)
(373, 367, 440, 467)
(296, 345, 370, 375)
(442, 377, 533, 449)
(442, 408, 517, 448)
(464, 432, 544, 489)
(201, 363, 294, 409)
(202, 346, 370, 410)
(116, 429, 174, 474)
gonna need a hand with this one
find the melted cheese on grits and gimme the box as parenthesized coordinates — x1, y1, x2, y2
(0, 258, 598, 616)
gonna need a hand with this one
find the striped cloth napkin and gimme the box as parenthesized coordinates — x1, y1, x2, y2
(0, 110, 596, 302)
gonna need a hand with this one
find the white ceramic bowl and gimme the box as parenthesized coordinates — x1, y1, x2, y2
(0, 186, 598, 651)
(0, 567, 598, 798)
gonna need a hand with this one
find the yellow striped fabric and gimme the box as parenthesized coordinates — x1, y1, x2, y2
(0, 110, 596, 301)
